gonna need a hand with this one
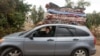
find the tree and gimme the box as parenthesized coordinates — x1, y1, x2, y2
(65, 0, 74, 8)
(86, 11, 100, 28)
(86, 11, 100, 39)
(31, 5, 38, 24)
(0, 0, 16, 14)
(15, 0, 31, 14)
(76, 0, 90, 8)
(31, 6, 44, 24)
(37, 6, 44, 22)
(0, 0, 31, 28)
(0, 0, 31, 38)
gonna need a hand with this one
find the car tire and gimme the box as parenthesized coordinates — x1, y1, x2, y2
(71, 48, 89, 56)
(1, 48, 23, 56)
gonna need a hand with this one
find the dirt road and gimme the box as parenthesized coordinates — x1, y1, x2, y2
(93, 45, 100, 56)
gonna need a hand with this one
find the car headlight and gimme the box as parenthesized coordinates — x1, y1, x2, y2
(0, 38, 4, 43)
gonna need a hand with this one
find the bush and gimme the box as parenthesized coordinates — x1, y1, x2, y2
(0, 27, 24, 39)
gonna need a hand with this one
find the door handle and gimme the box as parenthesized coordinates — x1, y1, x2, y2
(47, 39, 54, 41)
(73, 39, 79, 41)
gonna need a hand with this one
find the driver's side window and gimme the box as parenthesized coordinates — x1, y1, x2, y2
(33, 26, 56, 37)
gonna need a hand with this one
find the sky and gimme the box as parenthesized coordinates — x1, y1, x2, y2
(25, 0, 100, 13)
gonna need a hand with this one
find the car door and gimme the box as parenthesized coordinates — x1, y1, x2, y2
(24, 26, 56, 56)
(54, 26, 79, 55)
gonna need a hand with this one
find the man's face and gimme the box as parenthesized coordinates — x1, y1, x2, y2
(46, 28, 50, 33)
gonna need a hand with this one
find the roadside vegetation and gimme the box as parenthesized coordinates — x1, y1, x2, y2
(31, 5, 44, 24)
(0, 0, 31, 38)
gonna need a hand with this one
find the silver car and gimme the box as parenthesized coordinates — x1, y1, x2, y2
(0, 24, 96, 56)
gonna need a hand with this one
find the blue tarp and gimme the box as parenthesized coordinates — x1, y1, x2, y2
(47, 9, 86, 17)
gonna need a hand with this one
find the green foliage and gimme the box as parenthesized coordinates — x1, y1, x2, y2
(0, 14, 8, 27)
(0, 0, 16, 14)
(15, 0, 31, 14)
(37, 6, 44, 22)
(31, 5, 44, 24)
(65, 0, 74, 8)
(86, 11, 100, 28)
(8, 12, 25, 28)
(86, 11, 100, 39)
(31, 5, 38, 24)
(77, 0, 90, 8)
(65, 0, 90, 9)
(0, 0, 31, 38)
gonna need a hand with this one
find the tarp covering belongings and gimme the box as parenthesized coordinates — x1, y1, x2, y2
(44, 2, 86, 25)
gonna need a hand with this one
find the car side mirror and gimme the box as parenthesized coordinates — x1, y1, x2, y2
(29, 31, 38, 40)
(27, 33, 33, 40)
(29, 36, 33, 40)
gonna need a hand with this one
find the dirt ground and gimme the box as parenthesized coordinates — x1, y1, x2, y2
(93, 45, 100, 56)
(96, 40, 100, 45)
(93, 40, 100, 56)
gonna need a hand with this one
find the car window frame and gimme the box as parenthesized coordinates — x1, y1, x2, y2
(54, 26, 75, 37)
(26, 25, 56, 38)
(75, 28, 90, 36)
(54, 26, 90, 37)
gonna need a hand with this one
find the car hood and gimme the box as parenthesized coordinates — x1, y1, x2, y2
(4, 32, 24, 38)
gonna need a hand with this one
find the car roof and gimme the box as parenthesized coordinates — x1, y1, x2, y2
(39, 24, 86, 28)
(38, 24, 88, 31)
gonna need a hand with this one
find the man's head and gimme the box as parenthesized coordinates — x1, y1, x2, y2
(45, 27, 50, 33)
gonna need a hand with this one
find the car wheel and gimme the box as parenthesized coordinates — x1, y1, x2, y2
(1, 48, 23, 56)
(71, 48, 89, 56)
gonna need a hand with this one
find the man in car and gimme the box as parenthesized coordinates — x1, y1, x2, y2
(45, 27, 51, 37)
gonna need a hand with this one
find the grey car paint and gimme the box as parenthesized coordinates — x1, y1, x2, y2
(0, 24, 96, 56)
